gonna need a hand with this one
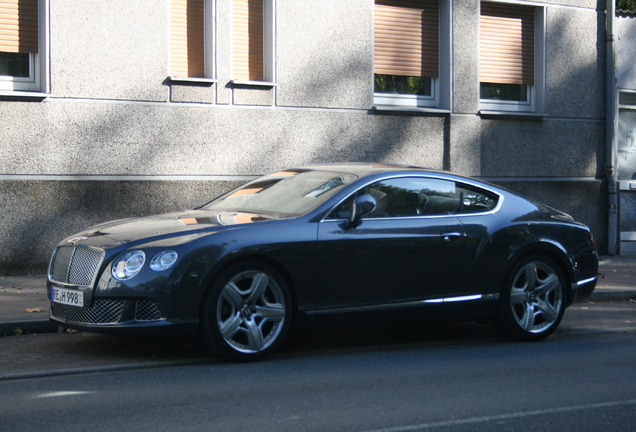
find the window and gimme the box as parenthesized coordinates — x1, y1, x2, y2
(169, 0, 214, 81)
(479, 2, 545, 113)
(374, 0, 437, 108)
(203, 170, 356, 217)
(328, 178, 498, 219)
(373, 0, 450, 110)
(0, 0, 46, 93)
(232, 0, 274, 85)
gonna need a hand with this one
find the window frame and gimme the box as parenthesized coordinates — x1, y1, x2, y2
(0, 0, 49, 95)
(372, 0, 451, 111)
(325, 177, 500, 221)
(478, 1, 546, 114)
(231, 0, 275, 87)
(168, 0, 216, 84)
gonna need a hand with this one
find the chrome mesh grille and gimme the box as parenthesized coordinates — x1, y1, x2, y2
(51, 299, 124, 324)
(135, 301, 163, 322)
(50, 246, 104, 287)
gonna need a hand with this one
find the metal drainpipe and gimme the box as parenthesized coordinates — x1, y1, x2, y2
(606, 0, 618, 255)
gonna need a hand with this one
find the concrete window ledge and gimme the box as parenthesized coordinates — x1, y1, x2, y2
(372, 106, 451, 116)
(168, 77, 217, 86)
(479, 110, 547, 120)
(0, 91, 49, 101)
(230, 80, 277, 88)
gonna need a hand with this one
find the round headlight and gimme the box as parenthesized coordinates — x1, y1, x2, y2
(150, 250, 178, 272)
(112, 250, 146, 281)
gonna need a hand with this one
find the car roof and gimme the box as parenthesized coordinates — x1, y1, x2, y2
(290, 163, 510, 197)
(293, 163, 434, 177)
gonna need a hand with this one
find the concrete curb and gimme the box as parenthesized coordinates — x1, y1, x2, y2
(588, 290, 636, 302)
(0, 320, 58, 337)
(0, 358, 213, 381)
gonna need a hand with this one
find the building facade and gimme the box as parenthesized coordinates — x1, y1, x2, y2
(1, 0, 609, 274)
(616, 9, 636, 253)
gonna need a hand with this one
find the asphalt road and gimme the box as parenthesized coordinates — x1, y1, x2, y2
(2, 310, 636, 432)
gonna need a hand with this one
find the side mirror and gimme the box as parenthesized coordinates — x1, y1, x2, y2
(346, 194, 376, 229)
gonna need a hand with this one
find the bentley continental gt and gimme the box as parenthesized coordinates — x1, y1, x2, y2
(48, 164, 598, 361)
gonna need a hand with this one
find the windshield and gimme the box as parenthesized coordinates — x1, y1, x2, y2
(201, 170, 358, 217)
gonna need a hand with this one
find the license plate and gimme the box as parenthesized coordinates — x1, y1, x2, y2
(51, 287, 84, 307)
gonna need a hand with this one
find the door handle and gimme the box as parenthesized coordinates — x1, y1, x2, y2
(441, 232, 464, 242)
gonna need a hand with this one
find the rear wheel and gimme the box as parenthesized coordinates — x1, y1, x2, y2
(201, 261, 291, 361)
(495, 256, 566, 341)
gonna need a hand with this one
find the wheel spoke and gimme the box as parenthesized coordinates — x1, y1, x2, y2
(510, 290, 527, 304)
(245, 319, 264, 351)
(522, 263, 537, 290)
(535, 298, 558, 323)
(535, 274, 559, 297)
(222, 282, 245, 309)
(519, 303, 535, 331)
(246, 272, 269, 304)
(254, 303, 285, 322)
(220, 313, 243, 339)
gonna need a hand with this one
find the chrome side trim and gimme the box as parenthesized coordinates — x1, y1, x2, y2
(430, 294, 485, 303)
(311, 293, 499, 315)
(572, 276, 598, 290)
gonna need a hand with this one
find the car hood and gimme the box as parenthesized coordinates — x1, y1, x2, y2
(63, 210, 280, 248)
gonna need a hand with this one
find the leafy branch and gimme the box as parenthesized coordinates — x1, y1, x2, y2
(618, 0, 636, 11)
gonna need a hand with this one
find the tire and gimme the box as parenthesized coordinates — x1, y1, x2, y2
(495, 255, 566, 341)
(201, 261, 291, 361)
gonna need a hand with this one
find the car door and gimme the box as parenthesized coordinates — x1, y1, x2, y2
(316, 177, 471, 312)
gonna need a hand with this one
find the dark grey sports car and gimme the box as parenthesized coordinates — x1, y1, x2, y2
(48, 164, 598, 361)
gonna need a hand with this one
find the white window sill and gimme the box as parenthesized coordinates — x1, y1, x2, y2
(479, 110, 546, 120)
(231, 80, 277, 88)
(372, 105, 451, 115)
(0, 91, 49, 100)
(169, 77, 217, 85)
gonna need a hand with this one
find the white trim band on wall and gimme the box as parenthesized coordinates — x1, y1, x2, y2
(478, 176, 601, 182)
(0, 175, 260, 181)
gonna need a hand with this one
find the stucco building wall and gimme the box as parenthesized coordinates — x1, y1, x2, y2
(0, 0, 608, 274)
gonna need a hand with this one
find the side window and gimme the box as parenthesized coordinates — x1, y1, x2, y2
(328, 178, 498, 219)
(419, 181, 498, 214)
(455, 184, 498, 214)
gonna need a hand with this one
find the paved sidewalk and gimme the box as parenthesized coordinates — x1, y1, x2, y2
(1, 255, 635, 337)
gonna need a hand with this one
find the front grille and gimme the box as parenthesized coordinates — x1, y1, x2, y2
(51, 299, 124, 324)
(50, 246, 104, 286)
(51, 300, 164, 325)
(135, 301, 163, 322)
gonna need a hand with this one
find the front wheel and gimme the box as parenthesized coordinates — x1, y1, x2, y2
(495, 256, 566, 341)
(201, 261, 291, 361)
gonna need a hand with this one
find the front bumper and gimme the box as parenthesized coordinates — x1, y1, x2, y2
(49, 297, 200, 338)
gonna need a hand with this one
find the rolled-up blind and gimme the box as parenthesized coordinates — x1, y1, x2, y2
(0, 0, 38, 54)
(170, 0, 205, 77)
(374, 0, 438, 78)
(233, 0, 263, 81)
(480, 2, 534, 85)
